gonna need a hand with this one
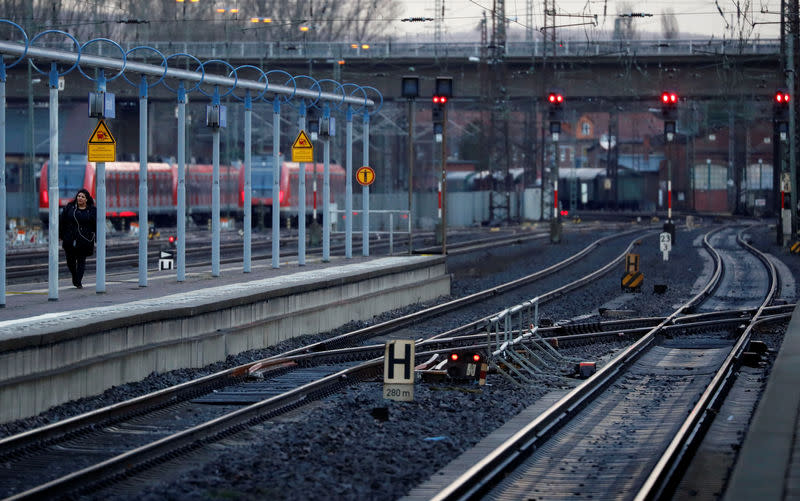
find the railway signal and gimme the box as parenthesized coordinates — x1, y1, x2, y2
(431, 94, 446, 129)
(432, 77, 452, 138)
(774, 89, 790, 141)
(661, 91, 678, 141)
(547, 91, 564, 140)
(446, 352, 483, 380)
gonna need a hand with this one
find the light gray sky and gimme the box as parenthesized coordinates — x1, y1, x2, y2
(392, 0, 783, 41)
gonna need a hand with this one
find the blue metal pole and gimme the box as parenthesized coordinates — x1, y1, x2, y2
(0, 59, 5, 307)
(177, 82, 186, 281)
(48, 63, 59, 301)
(212, 88, 221, 277)
(271, 99, 280, 269)
(362, 111, 370, 257)
(243, 91, 252, 273)
(95, 70, 107, 293)
(322, 103, 330, 262)
(345, 105, 353, 259)
(298, 102, 306, 266)
(137, 75, 148, 287)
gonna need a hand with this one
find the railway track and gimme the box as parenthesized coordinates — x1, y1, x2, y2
(0, 227, 647, 499)
(423, 225, 785, 500)
(3, 226, 543, 283)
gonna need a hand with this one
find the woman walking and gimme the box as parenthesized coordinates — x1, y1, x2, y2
(59, 189, 97, 288)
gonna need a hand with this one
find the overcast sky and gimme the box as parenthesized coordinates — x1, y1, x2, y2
(391, 0, 783, 41)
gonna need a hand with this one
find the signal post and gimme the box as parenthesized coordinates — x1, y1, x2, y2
(432, 77, 452, 254)
(548, 91, 564, 243)
(774, 89, 792, 246)
(661, 90, 678, 243)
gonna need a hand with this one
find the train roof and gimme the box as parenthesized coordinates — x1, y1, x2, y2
(95, 162, 172, 172)
(283, 161, 345, 172)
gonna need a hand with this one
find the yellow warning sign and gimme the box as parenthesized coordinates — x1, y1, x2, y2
(356, 166, 375, 186)
(87, 119, 116, 162)
(621, 271, 643, 292)
(292, 130, 313, 162)
(89, 120, 115, 144)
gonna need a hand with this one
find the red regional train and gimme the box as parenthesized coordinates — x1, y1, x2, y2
(38, 153, 347, 228)
(244, 155, 347, 226)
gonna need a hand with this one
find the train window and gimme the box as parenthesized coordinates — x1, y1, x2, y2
(58, 164, 86, 199)
(252, 169, 274, 197)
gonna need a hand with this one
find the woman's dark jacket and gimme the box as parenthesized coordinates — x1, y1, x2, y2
(59, 202, 97, 256)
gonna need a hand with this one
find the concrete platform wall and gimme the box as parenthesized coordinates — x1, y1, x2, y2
(0, 257, 449, 423)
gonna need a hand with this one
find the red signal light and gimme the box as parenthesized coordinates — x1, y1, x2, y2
(776, 91, 791, 104)
(168, 235, 176, 244)
(661, 92, 678, 104)
(433, 95, 447, 104)
(548, 93, 563, 104)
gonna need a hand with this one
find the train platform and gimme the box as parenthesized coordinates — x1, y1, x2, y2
(725, 302, 800, 500)
(0, 252, 450, 423)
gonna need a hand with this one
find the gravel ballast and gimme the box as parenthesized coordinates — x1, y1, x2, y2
(0, 221, 792, 500)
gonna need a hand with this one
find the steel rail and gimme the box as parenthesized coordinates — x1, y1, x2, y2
(428, 225, 729, 500)
(0, 228, 641, 497)
(276, 228, 646, 355)
(0, 41, 374, 106)
(634, 225, 779, 500)
(1, 227, 782, 499)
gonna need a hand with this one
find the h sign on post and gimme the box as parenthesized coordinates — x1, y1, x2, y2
(384, 340, 415, 401)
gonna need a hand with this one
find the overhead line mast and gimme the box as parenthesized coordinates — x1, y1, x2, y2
(486, 0, 511, 224)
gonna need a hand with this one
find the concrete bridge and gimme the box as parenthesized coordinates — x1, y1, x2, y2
(2, 38, 783, 103)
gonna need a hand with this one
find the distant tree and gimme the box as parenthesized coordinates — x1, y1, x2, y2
(0, 0, 402, 43)
(661, 8, 679, 39)
(613, 2, 637, 40)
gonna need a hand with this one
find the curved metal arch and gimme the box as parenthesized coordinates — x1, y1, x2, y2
(313, 79, 346, 112)
(197, 59, 238, 99)
(161, 53, 205, 94)
(288, 75, 322, 108)
(28, 30, 80, 76)
(228, 64, 268, 102)
(343, 83, 369, 113)
(0, 20, 28, 68)
(262, 69, 297, 104)
(121, 46, 168, 89)
(77, 38, 126, 82)
(360, 86, 384, 115)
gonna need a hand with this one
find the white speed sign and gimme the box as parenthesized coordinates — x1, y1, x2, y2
(659, 232, 672, 252)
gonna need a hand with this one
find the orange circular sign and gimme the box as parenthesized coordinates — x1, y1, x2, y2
(356, 166, 375, 186)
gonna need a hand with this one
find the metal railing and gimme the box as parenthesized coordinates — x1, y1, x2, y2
(485, 297, 580, 385)
(332, 209, 411, 255)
